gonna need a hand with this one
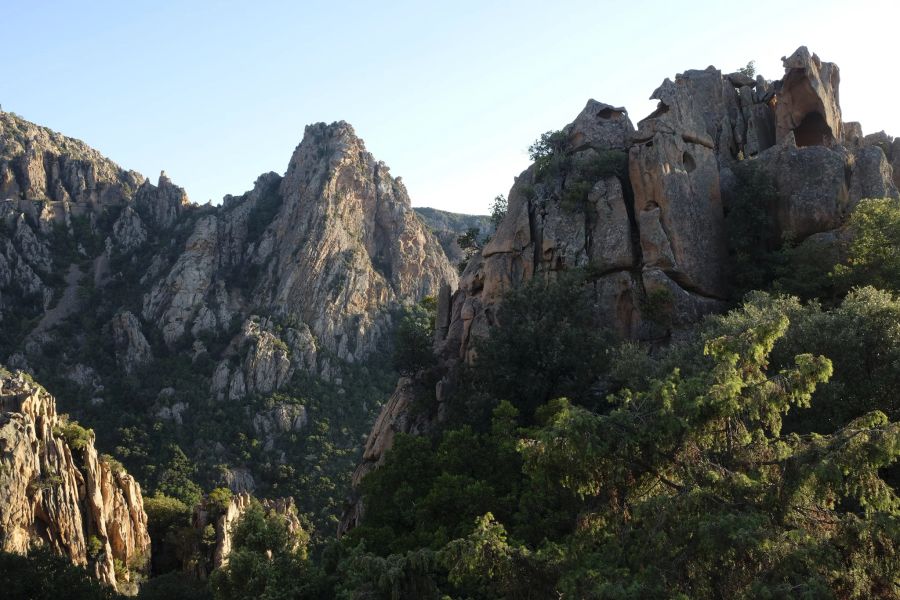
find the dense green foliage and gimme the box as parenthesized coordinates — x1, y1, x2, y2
(54, 417, 94, 451)
(209, 502, 316, 600)
(725, 162, 779, 295)
(337, 285, 899, 598)
(468, 269, 612, 421)
(393, 297, 437, 376)
(0, 549, 118, 600)
(834, 197, 900, 293)
(528, 129, 568, 179)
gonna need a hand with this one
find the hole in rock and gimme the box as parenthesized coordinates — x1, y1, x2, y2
(794, 111, 833, 147)
(682, 152, 696, 173)
(597, 107, 623, 119)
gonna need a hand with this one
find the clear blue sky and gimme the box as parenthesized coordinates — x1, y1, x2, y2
(5, 0, 898, 214)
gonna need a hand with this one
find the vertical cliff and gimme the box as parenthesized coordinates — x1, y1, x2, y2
(0, 368, 150, 592)
(340, 46, 900, 535)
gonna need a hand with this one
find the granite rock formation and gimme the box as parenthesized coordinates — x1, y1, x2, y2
(0, 369, 150, 592)
(340, 46, 900, 536)
(190, 492, 304, 578)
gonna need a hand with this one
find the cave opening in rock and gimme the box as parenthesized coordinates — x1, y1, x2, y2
(794, 111, 833, 147)
(682, 152, 696, 173)
(597, 107, 623, 120)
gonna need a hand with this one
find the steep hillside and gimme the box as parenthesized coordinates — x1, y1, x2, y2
(0, 113, 456, 542)
(413, 207, 492, 265)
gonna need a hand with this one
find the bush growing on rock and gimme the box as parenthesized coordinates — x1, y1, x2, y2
(393, 297, 437, 376)
(832, 197, 900, 293)
(55, 416, 94, 451)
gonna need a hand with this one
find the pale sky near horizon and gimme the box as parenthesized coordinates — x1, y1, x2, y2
(4, 1, 899, 215)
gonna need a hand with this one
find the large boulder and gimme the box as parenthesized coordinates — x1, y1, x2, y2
(849, 145, 900, 202)
(754, 138, 851, 239)
(775, 46, 842, 147)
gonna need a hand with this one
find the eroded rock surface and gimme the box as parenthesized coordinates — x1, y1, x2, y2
(110, 311, 152, 374)
(341, 46, 900, 536)
(775, 46, 842, 147)
(0, 369, 150, 592)
(190, 492, 303, 577)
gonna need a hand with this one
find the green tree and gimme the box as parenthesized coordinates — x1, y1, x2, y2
(456, 226, 482, 273)
(0, 549, 118, 600)
(738, 60, 757, 77)
(500, 309, 898, 598)
(144, 493, 194, 575)
(724, 162, 779, 296)
(209, 502, 313, 600)
(393, 297, 437, 376)
(489, 194, 508, 230)
(528, 130, 568, 180)
(155, 444, 203, 507)
(832, 197, 900, 292)
(471, 269, 613, 421)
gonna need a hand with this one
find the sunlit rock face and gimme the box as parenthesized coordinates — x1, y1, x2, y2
(341, 46, 900, 536)
(142, 121, 457, 387)
(775, 46, 843, 148)
(0, 369, 150, 592)
(189, 492, 304, 578)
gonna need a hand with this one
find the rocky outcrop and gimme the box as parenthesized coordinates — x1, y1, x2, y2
(0, 369, 150, 592)
(111, 206, 148, 253)
(210, 316, 317, 401)
(142, 213, 221, 345)
(0, 112, 142, 207)
(258, 122, 457, 362)
(630, 78, 729, 300)
(342, 46, 900, 535)
(133, 172, 189, 231)
(775, 46, 842, 147)
(0, 234, 53, 317)
(252, 402, 307, 451)
(144, 122, 457, 374)
(109, 311, 152, 374)
(190, 492, 303, 577)
(851, 143, 900, 202)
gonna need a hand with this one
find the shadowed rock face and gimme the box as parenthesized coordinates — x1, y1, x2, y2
(0, 370, 150, 592)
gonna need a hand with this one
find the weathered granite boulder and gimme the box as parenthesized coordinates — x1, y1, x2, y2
(775, 46, 842, 147)
(849, 145, 899, 202)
